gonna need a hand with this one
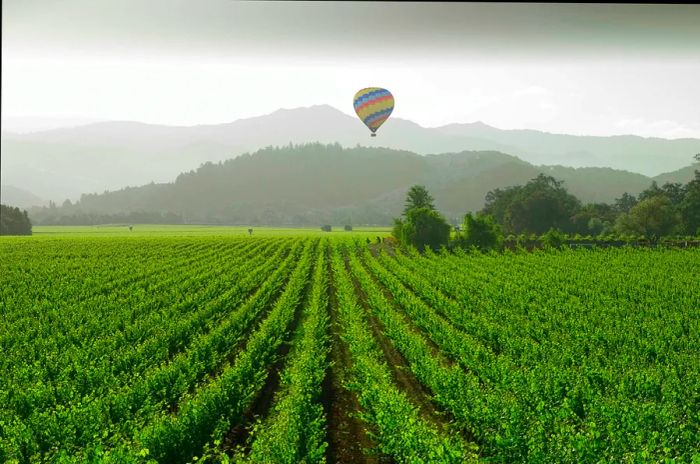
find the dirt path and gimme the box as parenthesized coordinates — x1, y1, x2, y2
(360, 252, 480, 445)
(220, 255, 313, 456)
(324, 250, 386, 464)
(346, 254, 453, 436)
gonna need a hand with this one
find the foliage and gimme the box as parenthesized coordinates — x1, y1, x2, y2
(680, 169, 700, 235)
(570, 203, 616, 235)
(482, 174, 581, 234)
(239, 244, 330, 463)
(333, 245, 474, 462)
(32, 210, 184, 226)
(393, 186, 450, 252)
(0, 204, 32, 235)
(481, 165, 700, 241)
(613, 192, 638, 213)
(2, 232, 699, 463)
(392, 217, 405, 241)
(453, 213, 503, 251)
(615, 196, 681, 242)
(395, 207, 451, 252)
(540, 228, 568, 249)
(374, 245, 700, 463)
(403, 185, 435, 215)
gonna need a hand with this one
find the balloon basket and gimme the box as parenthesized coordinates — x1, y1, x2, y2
(370, 133, 376, 137)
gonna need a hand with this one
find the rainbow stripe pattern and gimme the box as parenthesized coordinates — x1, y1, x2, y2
(353, 87, 394, 135)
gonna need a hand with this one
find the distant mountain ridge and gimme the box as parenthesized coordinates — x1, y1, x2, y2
(30, 143, 699, 226)
(1, 185, 48, 209)
(3, 105, 699, 203)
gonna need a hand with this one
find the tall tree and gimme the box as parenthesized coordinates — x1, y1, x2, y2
(0, 205, 32, 235)
(614, 192, 638, 214)
(394, 186, 450, 251)
(659, 182, 687, 205)
(396, 207, 451, 252)
(483, 174, 581, 234)
(571, 203, 616, 234)
(680, 170, 700, 235)
(403, 185, 435, 215)
(615, 196, 681, 242)
(637, 181, 664, 202)
(482, 186, 521, 225)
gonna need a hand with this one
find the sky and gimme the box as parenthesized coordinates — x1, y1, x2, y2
(2, 1, 700, 138)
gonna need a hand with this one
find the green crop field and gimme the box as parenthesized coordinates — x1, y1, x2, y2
(1, 231, 699, 463)
(29, 225, 393, 238)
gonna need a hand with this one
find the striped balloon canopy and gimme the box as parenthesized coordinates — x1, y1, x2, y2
(353, 87, 394, 136)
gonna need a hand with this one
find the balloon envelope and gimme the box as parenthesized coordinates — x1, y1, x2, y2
(353, 87, 394, 135)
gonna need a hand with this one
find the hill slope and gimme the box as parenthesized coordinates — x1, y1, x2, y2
(0, 185, 48, 209)
(33, 143, 661, 225)
(4, 105, 699, 202)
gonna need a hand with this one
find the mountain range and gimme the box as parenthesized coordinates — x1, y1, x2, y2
(2, 105, 700, 208)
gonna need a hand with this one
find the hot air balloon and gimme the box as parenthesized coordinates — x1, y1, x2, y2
(353, 87, 394, 137)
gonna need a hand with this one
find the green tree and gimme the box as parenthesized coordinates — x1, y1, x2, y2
(0, 204, 33, 235)
(482, 185, 521, 225)
(637, 181, 664, 202)
(660, 182, 687, 205)
(614, 192, 638, 214)
(615, 196, 681, 243)
(396, 207, 451, 252)
(586, 217, 613, 236)
(501, 174, 581, 234)
(455, 213, 504, 251)
(403, 185, 435, 215)
(571, 202, 617, 234)
(540, 228, 568, 249)
(393, 217, 405, 241)
(680, 169, 700, 235)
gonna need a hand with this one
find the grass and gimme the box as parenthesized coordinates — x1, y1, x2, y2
(30, 225, 393, 238)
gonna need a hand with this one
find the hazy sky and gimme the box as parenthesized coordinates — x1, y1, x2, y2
(3, 1, 700, 138)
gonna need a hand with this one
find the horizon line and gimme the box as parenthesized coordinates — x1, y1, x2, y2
(2, 105, 699, 141)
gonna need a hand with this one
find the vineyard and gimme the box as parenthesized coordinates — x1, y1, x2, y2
(1, 235, 699, 463)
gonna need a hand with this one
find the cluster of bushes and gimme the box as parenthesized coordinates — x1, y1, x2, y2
(320, 225, 356, 232)
(392, 186, 504, 252)
(482, 158, 700, 242)
(392, 177, 700, 253)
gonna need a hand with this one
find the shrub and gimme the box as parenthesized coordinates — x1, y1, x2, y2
(541, 228, 567, 249)
(395, 207, 451, 252)
(454, 213, 504, 252)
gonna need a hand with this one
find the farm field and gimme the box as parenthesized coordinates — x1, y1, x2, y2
(30, 225, 393, 238)
(1, 234, 699, 463)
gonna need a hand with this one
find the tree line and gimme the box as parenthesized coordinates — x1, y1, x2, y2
(1, 205, 33, 235)
(34, 210, 185, 226)
(392, 156, 700, 251)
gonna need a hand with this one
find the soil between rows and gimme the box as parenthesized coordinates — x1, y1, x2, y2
(347, 253, 454, 435)
(324, 248, 386, 464)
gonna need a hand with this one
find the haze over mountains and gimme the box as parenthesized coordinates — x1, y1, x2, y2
(2, 105, 699, 212)
(23, 142, 699, 227)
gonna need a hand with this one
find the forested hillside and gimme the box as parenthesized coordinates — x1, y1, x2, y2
(28, 143, 687, 226)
